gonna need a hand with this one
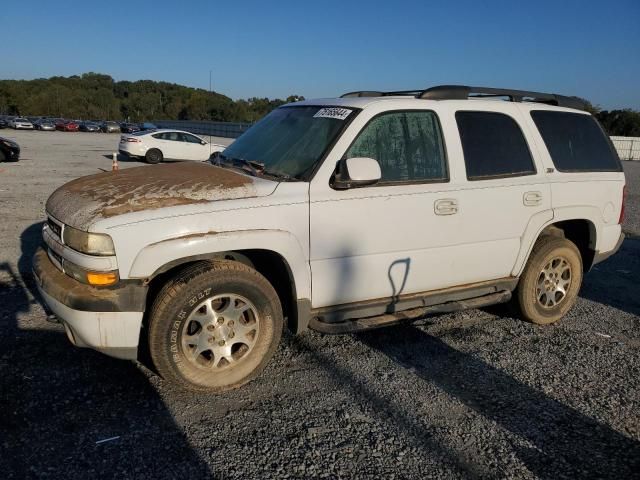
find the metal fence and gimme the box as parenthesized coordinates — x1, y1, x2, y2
(152, 120, 252, 139)
(151, 121, 640, 160)
(611, 136, 640, 161)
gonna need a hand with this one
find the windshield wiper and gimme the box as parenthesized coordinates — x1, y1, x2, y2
(213, 154, 300, 181)
(213, 154, 259, 176)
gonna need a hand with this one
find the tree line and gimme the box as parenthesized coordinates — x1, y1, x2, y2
(0, 72, 304, 123)
(1, 73, 639, 135)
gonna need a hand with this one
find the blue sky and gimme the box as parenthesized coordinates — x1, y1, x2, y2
(2, 0, 639, 109)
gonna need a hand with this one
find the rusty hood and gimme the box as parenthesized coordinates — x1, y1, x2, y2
(46, 162, 276, 230)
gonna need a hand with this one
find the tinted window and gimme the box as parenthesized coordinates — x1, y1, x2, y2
(181, 133, 202, 144)
(456, 111, 535, 180)
(531, 111, 621, 172)
(346, 111, 447, 183)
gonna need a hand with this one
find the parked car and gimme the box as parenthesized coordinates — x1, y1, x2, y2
(120, 122, 140, 133)
(101, 121, 121, 133)
(0, 136, 20, 161)
(0, 118, 7, 129)
(139, 122, 158, 131)
(35, 84, 625, 392)
(11, 117, 34, 130)
(118, 129, 226, 163)
(55, 120, 79, 132)
(79, 121, 101, 132)
(34, 119, 56, 131)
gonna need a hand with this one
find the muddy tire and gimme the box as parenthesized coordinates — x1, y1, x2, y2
(515, 236, 583, 325)
(148, 261, 283, 392)
(145, 148, 163, 164)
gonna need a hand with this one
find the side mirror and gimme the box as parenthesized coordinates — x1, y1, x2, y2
(201, 140, 207, 145)
(332, 157, 382, 190)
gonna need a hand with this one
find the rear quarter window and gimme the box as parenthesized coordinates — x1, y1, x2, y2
(530, 111, 622, 172)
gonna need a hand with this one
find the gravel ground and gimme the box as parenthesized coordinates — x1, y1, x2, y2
(1, 130, 639, 479)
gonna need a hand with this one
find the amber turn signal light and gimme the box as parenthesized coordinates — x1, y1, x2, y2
(86, 271, 119, 286)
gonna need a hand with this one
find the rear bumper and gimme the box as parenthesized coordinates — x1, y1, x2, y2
(593, 232, 625, 266)
(32, 247, 146, 359)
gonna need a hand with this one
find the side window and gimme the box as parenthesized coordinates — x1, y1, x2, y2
(346, 111, 447, 183)
(530, 111, 621, 172)
(152, 133, 164, 140)
(456, 111, 535, 180)
(164, 132, 181, 142)
(181, 133, 202, 144)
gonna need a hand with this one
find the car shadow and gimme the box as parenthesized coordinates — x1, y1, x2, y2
(0, 223, 212, 477)
(354, 324, 640, 478)
(580, 238, 640, 317)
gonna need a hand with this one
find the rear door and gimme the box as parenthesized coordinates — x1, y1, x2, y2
(154, 131, 183, 159)
(451, 106, 553, 278)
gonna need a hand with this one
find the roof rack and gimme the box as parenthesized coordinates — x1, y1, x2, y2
(340, 85, 587, 110)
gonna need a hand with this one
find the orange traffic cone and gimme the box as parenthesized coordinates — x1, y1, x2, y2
(112, 152, 119, 171)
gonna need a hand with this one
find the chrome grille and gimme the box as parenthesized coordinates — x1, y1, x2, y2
(47, 217, 62, 239)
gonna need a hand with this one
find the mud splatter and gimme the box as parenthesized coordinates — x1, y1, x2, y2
(46, 162, 254, 229)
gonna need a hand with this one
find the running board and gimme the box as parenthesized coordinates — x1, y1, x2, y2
(309, 290, 511, 334)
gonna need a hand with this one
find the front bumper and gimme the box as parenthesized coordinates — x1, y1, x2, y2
(32, 247, 147, 360)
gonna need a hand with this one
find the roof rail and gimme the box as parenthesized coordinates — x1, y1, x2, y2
(340, 85, 588, 110)
(340, 90, 420, 98)
(419, 85, 587, 110)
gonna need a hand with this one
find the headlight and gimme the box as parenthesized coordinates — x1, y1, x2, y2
(63, 225, 116, 256)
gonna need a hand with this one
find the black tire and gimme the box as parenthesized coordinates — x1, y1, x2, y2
(148, 261, 283, 392)
(145, 148, 163, 164)
(0, 150, 5, 162)
(515, 236, 583, 325)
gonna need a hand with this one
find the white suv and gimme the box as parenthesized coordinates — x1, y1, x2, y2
(34, 85, 626, 391)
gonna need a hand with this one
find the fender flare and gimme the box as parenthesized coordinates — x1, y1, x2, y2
(512, 206, 601, 277)
(128, 229, 311, 302)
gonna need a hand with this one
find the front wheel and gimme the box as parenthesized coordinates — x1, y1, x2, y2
(145, 148, 163, 164)
(148, 261, 283, 391)
(516, 236, 583, 325)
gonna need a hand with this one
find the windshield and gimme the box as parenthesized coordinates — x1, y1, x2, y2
(220, 106, 355, 180)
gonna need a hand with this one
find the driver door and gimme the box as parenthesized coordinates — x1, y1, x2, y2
(309, 109, 459, 309)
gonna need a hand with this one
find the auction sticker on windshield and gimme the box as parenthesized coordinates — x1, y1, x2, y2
(313, 107, 352, 120)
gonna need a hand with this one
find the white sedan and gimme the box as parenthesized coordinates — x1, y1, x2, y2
(118, 129, 226, 164)
(10, 117, 34, 130)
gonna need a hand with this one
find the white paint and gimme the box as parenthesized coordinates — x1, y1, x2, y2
(41, 94, 626, 354)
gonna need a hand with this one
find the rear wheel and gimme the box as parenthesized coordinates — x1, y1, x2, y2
(145, 148, 163, 164)
(516, 236, 583, 325)
(148, 261, 283, 392)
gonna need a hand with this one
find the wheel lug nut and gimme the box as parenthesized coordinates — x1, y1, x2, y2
(208, 337, 215, 343)
(229, 332, 235, 338)
(228, 320, 234, 326)
(219, 340, 225, 346)
(217, 318, 224, 325)
(207, 325, 215, 331)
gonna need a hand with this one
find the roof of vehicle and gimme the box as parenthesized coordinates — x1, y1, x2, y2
(130, 128, 203, 136)
(291, 85, 590, 115)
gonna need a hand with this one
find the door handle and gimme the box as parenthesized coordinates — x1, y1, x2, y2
(523, 191, 543, 206)
(434, 198, 458, 215)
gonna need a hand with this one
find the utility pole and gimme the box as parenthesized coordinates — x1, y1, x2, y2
(209, 70, 212, 93)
